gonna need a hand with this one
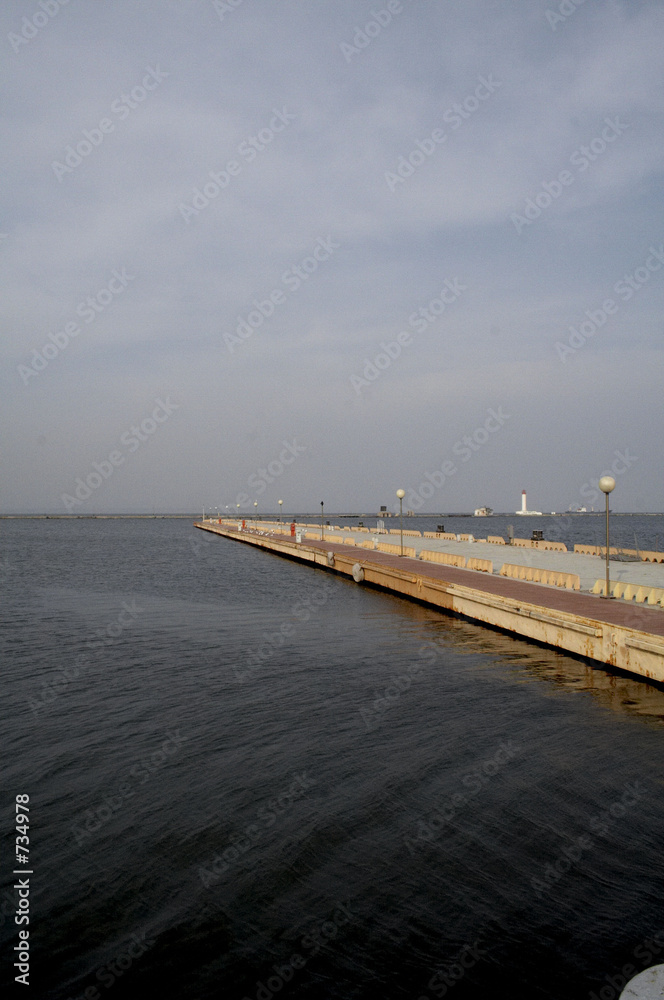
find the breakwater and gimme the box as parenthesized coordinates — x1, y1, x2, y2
(196, 521, 664, 685)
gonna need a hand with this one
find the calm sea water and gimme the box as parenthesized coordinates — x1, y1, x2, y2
(2, 517, 664, 1000)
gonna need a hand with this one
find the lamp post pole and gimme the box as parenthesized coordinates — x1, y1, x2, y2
(320, 501, 324, 540)
(278, 500, 283, 522)
(599, 476, 616, 598)
(254, 500, 258, 525)
(396, 489, 405, 556)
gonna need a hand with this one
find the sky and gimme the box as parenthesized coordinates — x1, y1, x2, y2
(2, 0, 663, 515)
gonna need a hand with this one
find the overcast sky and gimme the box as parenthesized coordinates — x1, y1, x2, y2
(2, 0, 663, 514)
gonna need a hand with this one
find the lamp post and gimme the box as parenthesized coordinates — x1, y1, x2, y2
(320, 501, 324, 540)
(278, 499, 283, 522)
(396, 489, 405, 556)
(599, 476, 616, 598)
(254, 500, 258, 525)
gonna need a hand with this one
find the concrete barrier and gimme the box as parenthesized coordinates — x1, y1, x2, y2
(488, 535, 506, 544)
(389, 528, 422, 537)
(500, 563, 580, 590)
(575, 544, 663, 561)
(343, 537, 356, 545)
(467, 557, 493, 574)
(512, 538, 533, 548)
(377, 542, 416, 558)
(592, 580, 664, 607)
(420, 550, 467, 568)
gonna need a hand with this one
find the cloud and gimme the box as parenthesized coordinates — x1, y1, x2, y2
(1, 0, 663, 512)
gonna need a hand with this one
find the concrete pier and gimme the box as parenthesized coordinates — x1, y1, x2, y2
(195, 521, 664, 686)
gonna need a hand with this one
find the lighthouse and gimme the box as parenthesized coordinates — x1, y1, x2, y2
(516, 489, 542, 515)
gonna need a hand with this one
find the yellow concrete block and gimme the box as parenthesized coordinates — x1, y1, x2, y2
(488, 535, 506, 544)
(467, 557, 493, 573)
(420, 550, 466, 568)
(377, 542, 416, 558)
(343, 537, 356, 545)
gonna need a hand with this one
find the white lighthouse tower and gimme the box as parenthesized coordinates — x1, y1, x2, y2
(516, 489, 542, 515)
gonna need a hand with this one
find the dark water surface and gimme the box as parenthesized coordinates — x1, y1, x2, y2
(2, 518, 664, 1000)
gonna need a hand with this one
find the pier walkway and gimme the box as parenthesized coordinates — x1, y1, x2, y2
(195, 521, 664, 685)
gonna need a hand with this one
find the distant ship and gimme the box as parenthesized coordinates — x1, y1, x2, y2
(473, 506, 493, 516)
(515, 490, 542, 515)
